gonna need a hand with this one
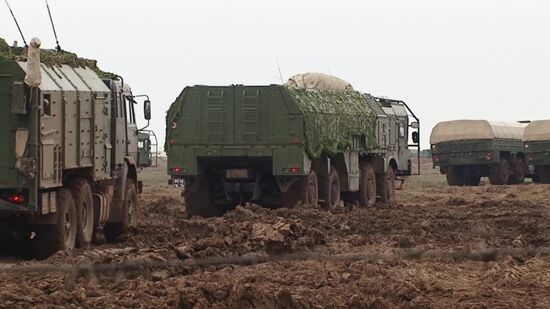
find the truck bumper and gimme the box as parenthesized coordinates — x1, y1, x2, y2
(0, 199, 32, 214)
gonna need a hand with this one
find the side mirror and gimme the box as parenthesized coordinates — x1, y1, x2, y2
(144, 100, 151, 120)
(412, 131, 419, 144)
(410, 122, 419, 129)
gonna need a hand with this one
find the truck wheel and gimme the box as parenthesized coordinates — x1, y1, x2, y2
(509, 158, 526, 184)
(377, 167, 396, 204)
(184, 174, 222, 218)
(104, 180, 139, 242)
(282, 171, 318, 208)
(446, 167, 465, 186)
(537, 166, 550, 184)
(489, 159, 511, 185)
(31, 188, 77, 259)
(68, 178, 94, 248)
(358, 162, 376, 207)
(319, 167, 340, 210)
(467, 175, 481, 186)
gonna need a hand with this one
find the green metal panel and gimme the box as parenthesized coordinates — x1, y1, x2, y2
(166, 85, 381, 177)
(525, 141, 550, 166)
(0, 61, 24, 188)
(433, 139, 524, 167)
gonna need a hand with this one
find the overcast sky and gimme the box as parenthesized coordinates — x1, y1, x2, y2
(2, 0, 550, 149)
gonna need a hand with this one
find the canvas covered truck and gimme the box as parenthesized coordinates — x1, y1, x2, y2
(0, 38, 153, 258)
(430, 120, 527, 186)
(523, 120, 550, 183)
(166, 73, 420, 217)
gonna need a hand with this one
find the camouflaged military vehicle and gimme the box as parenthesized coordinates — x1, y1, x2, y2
(166, 73, 420, 217)
(523, 120, 550, 183)
(0, 38, 153, 257)
(430, 120, 528, 186)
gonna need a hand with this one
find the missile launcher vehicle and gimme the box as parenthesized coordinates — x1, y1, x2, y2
(166, 73, 420, 217)
(0, 38, 154, 258)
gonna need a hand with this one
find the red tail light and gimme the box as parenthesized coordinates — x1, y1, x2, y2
(169, 139, 176, 145)
(432, 155, 439, 163)
(170, 167, 183, 174)
(288, 167, 300, 174)
(291, 137, 301, 144)
(8, 194, 24, 204)
(528, 155, 533, 162)
(486, 152, 493, 161)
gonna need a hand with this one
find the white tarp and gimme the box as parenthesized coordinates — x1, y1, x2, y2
(430, 120, 526, 145)
(24, 37, 42, 87)
(286, 72, 353, 91)
(524, 120, 550, 142)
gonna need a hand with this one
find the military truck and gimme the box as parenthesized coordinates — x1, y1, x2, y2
(430, 120, 527, 186)
(0, 38, 153, 257)
(166, 74, 420, 217)
(523, 120, 550, 183)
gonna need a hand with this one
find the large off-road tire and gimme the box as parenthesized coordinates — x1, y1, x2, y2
(509, 158, 526, 184)
(184, 174, 223, 218)
(0, 224, 15, 253)
(319, 167, 340, 210)
(377, 167, 396, 204)
(104, 179, 139, 243)
(536, 166, 550, 184)
(358, 162, 376, 207)
(67, 178, 94, 248)
(282, 171, 319, 208)
(446, 167, 465, 186)
(466, 175, 481, 186)
(489, 159, 511, 185)
(31, 188, 77, 259)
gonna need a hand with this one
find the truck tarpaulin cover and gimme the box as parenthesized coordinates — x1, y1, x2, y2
(286, 72, 354, 92)
(524, 120, 550, 142)
(24, 38, 42, 87)
(430, 120, 526, 145)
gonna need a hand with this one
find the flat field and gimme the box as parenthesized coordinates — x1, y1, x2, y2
(1, 159, 549, 308)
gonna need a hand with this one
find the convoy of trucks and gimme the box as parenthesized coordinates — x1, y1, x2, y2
(430, 120, 528, 186)
(3, 33, 550, 259)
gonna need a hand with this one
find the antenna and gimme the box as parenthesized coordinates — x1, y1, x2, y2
(276, 57, 284, 84)
(45, 0, 61, 51)
(4, 0, 27, 47)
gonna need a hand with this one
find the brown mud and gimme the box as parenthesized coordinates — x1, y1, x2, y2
(1, 159, 550, 308)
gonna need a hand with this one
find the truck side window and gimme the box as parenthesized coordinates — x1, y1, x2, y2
(128, 99, 136, 124)
(400, 124, 405, 137)
(43, 94, 51, 116)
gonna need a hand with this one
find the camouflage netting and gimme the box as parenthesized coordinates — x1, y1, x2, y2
(165, 89, 186, 150)
(0, 37, 118, 80)
(286, 87, 378, 158)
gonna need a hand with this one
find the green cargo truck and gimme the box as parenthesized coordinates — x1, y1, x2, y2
(431, 120, 527, 186)
(166, 77, 420, 217)
(524, 120, 550, 183)
(0, 38, 153, 257)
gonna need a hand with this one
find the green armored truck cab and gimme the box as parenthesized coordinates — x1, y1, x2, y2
(0, 38, 153, 257)
(524, 120, 550, 183)
(431, 120, 527, 186)
(166, 75, 419, 217)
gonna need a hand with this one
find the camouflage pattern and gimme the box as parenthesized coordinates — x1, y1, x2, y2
(0, 38, 117, 79)
(287, 87, 378, 158)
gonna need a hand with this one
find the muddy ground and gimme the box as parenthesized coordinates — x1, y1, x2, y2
(1, 159, 550, 308)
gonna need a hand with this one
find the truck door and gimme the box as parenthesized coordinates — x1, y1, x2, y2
(125, 94, 138, 163)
